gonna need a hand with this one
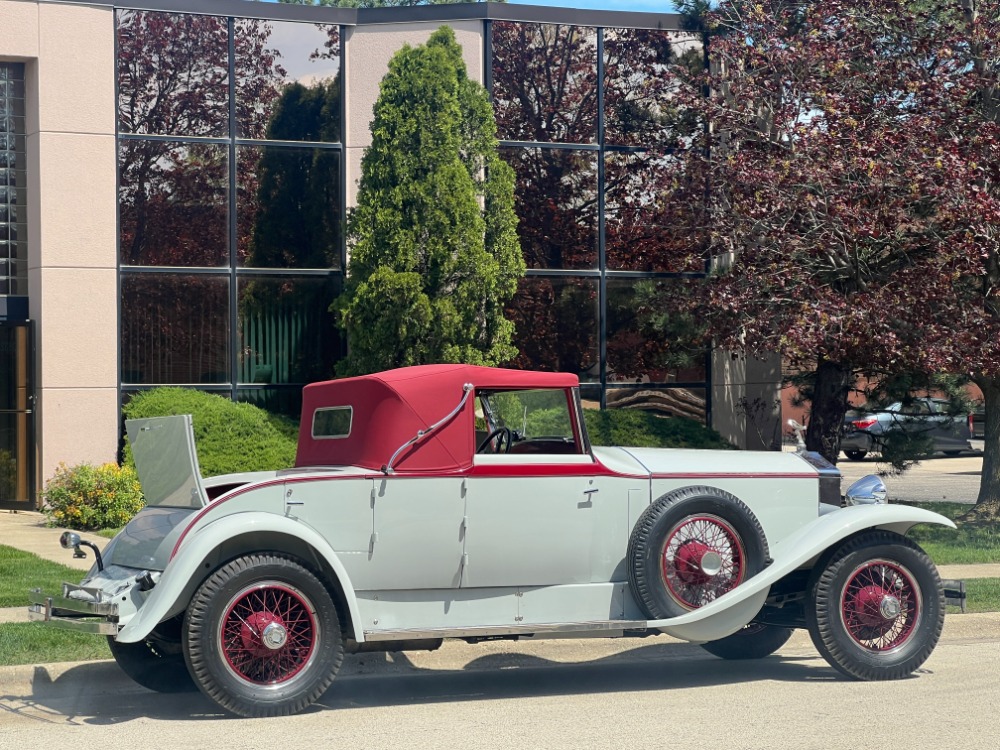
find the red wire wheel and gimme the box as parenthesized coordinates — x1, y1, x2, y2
(661, 514, 747, 609)
(839, 560, 920, 652)
(184, 554, 344, 718)
(220, 582, 319, 685)
(628, 487, 769, 619)
(807, 531, 944, 681)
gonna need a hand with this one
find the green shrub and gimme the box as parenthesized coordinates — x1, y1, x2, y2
(583, 408, 734, 450)
(122, 388, 298, 476)
(41, 462, 144, 531)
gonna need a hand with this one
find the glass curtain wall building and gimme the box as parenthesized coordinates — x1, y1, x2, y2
(113, 4, 709, 423)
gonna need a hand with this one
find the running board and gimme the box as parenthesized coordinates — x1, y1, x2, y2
(363, 619, 649, 642)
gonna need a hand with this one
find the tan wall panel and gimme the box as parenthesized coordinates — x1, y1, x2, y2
(33, 131, 117, 269)
(37, 388, 119, 484)
(345, 20, 484, 151)
(37, 2, 114, 135)
(0, 0, 40, 60)
(35, 267, 117, 388)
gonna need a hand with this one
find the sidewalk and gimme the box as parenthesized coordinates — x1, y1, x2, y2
(2, 508, 998, 625)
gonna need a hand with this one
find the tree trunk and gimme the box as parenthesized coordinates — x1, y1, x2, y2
(805, 359, 854, 465)
(973, 374, 1000, 507)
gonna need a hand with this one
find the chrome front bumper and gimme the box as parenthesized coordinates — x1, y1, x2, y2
(28, 583, 121, 635)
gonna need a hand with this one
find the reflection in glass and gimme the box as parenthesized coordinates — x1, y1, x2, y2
(501, 147, 597, 270)
(119, 141, 229, 266)
(605, 151, 704, 272)
(121, 274, 230, 384)
(506, 276, 598, 381)
(237, 387, 303, 420)
(238, 275, 340, 385)
(116, 10, 229, 138)
(235, 19, 341, 142)
(604, 28, 698, 148)
(237, 146, 342, 268)
(606, 277, 707, 384)
(492, 22, 597, 144)
(606, 386, 707, 423)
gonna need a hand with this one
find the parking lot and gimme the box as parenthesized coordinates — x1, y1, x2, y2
(835, 452, 984, 504)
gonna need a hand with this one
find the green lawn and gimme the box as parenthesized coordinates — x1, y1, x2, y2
(901, 502, 1000, 565)
(0, 545, 86, 608)
(0, 623, 111, 666)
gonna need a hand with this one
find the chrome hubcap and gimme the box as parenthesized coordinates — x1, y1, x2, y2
(880, 595, 902, 620)
(261, 621, 288, 650)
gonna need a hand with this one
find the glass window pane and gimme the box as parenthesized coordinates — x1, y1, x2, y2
(237, 387, 303, 420)
(506, 276, 598, 381)
(605, 151, 704, 272)
(501, 147, 597, 270)
(119, 140, 229, 266)
(234, 19, 341, 142)
(121, 274, 230, 384)
(606, 386, 707, 424)
(237, 275, 341, 385)
(606, 278, 708, 385)
(492, 22, 597, 144)
(237, 146, 342, 269)
(604, 28, 699, 148)
(116, 10, 229, 137)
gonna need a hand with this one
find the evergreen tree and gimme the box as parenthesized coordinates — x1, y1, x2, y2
(336, 27, 523, 376)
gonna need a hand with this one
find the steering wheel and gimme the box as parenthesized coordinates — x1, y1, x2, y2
(477, 427, 513, 454)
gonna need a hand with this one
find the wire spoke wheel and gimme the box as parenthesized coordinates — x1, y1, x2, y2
(628, 487, 768, 619)
(840, 560, 920, 652)
(807, 531, 943, 681)
(221, 582, 319, 685)
(662, 514, 746, 609)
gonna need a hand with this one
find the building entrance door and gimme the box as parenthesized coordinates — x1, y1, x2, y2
(0, 322, 34, 510)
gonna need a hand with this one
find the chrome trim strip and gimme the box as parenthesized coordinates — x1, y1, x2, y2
(28, 587, 119, 617)
(363, 619, 648, 642)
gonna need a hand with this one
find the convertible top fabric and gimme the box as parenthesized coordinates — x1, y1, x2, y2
(295, 365, 579, 473)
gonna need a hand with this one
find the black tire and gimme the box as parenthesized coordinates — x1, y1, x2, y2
(701, 623, 794, 660)
(844, 450, 868, 461)
(806, 531, 943, 680)
(183, 554, 344, 718)
(943, 450, 962, 457)
(107, 618, 196, 693)
(627, 486, 769, 619)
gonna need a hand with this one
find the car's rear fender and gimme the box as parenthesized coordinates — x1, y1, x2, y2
(115, 511, 363, 644)
(650, 503, 954, 643)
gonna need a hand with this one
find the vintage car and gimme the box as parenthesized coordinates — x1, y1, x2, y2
(30, 365, 955, 718)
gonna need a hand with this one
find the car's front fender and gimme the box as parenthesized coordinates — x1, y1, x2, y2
(116, 511, 363, 644)
(650, 503, 954, 643)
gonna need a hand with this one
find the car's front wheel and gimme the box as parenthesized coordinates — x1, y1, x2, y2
(184, 554, 344, 717)
(806, 531, 943, 680)
(701, 623, 793, 660)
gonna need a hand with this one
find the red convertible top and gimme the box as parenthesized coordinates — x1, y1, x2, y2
(295, 365, 579, 473)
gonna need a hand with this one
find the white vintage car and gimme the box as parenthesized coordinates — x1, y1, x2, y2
(31, 365, 955, 717)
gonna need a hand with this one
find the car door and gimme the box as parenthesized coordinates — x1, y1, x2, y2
(463, 457, 631, 588)
(461, 388, 632, 589)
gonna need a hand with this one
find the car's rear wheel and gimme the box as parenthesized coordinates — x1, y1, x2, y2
(701, 623, 794, 660)
(806, 531, 943, 680)
(184, 554, 344, 717)
(627, 487, 769, 619)
(844, 450, 868, 461)
(108, 617, 195, 693)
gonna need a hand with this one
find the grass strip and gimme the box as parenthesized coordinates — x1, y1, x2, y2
(0, 545, 86, 608)
(0, 622, 111, 666)
(901, 502, 1000, 565)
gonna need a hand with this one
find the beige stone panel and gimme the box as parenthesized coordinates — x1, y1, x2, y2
(33, 131, 117, 269)
(0, 0, 40, 60)
(35, 267, 117, 389)
(345, 20, 485, 149)
(36, 387, 119, 484)
(346, 145, 365, 210)
(37, 2, 114, 135)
